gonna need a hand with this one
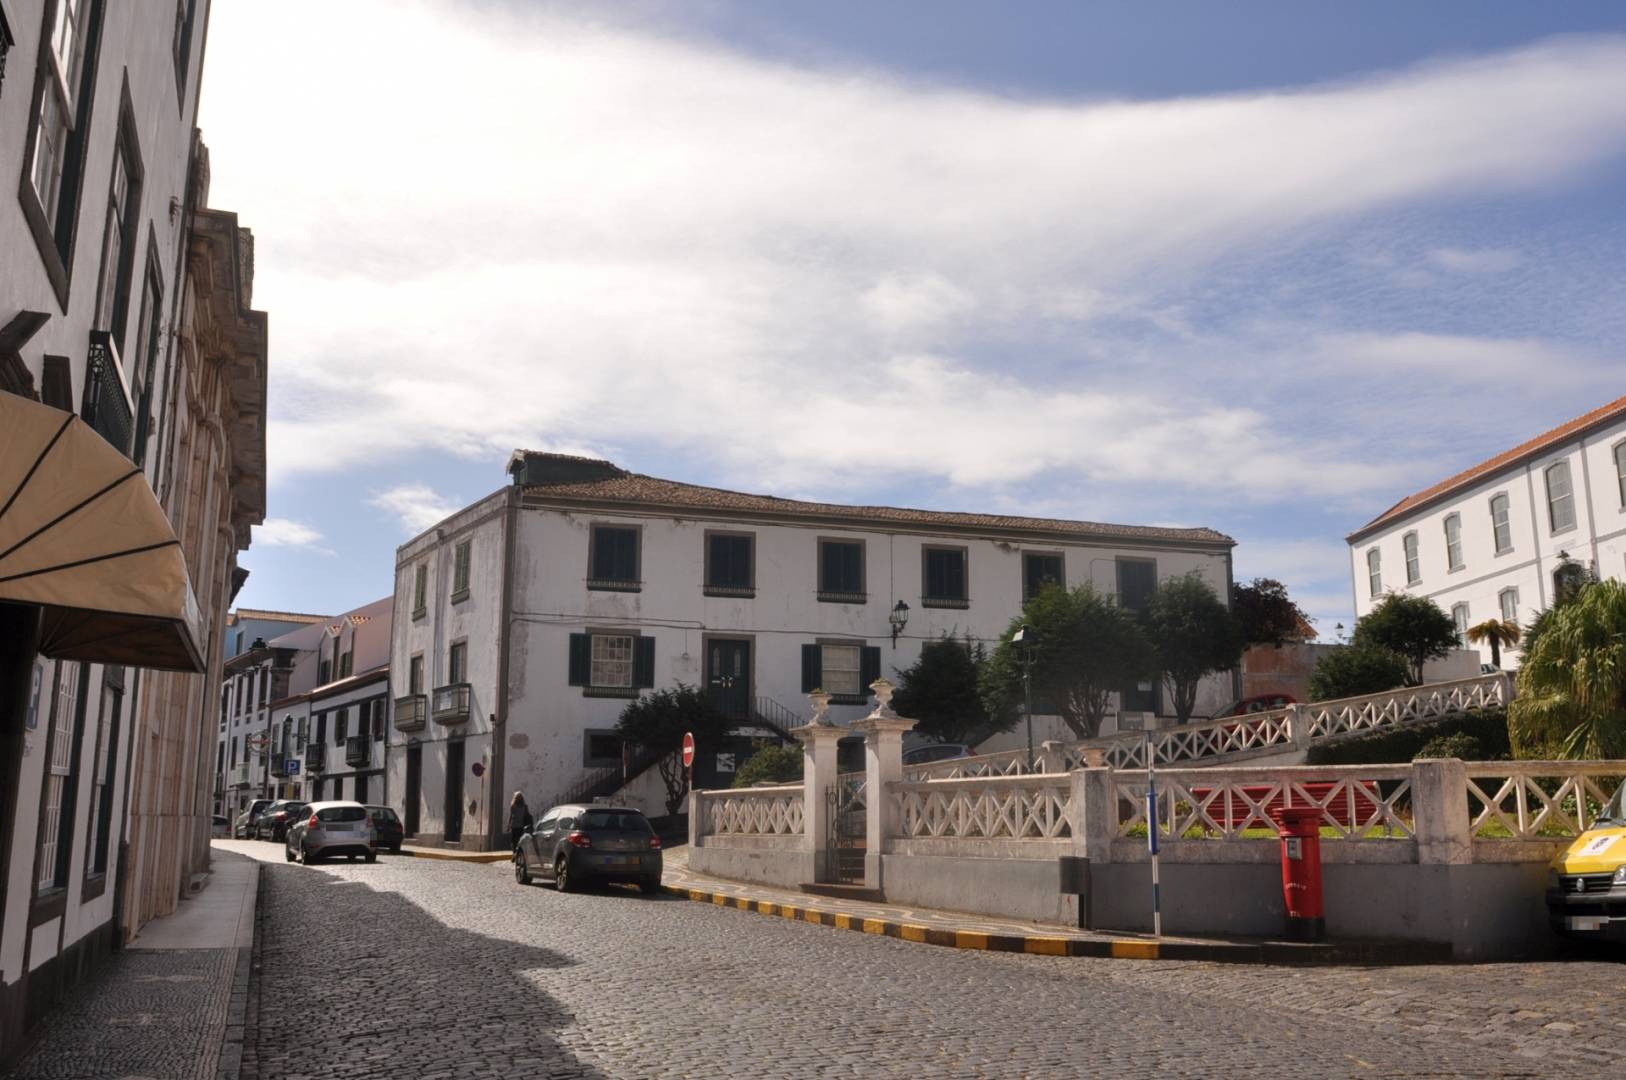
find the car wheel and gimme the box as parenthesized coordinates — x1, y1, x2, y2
(639, 875, 661, 895)
(514, 852, 531, 886)
(301, 843, 317, 865)
(365, 851, 377, 864)
(284, 843, 295, 863)
(555, 855, 574, 893)
(392, 845, 402, 855)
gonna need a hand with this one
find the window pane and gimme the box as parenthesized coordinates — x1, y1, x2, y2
(822, 644, 861, 695)
(1403, 534, 1420, 584)
(1024, 554, 1063, 600)
(1546, 463, 1575, 532)
(1367, 549, 1381, 597)
(1499, 590, 1518, 623)
(591, 634, 634, 687)
(1490, 496, 1511, 552)
(820, 541, 862, 595)
(1116, 559, 1155, 611)
(1444, 515, 1463, 571)
(1616, 443, 1626, 508)
(924, 548, 967, 600)
(1452, 604, 1470, 648)
(708, 534, 752, 589)
(592, 527, 638, 582)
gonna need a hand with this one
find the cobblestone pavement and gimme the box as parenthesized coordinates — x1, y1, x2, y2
(225, 841, 1626, 1079)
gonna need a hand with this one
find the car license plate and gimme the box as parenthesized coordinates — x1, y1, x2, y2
(1568, 916, 1605, 931)
(600, 855, 631, 867)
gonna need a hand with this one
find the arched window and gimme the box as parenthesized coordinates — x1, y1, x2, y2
(1451, 602, 1470, 648)
(1366, 548, 1382, 597)
(1489, 494, 1512, 554)
(1402, 532, 1421, 585)
(1545, 461, 1576, 533)
(1499, 588, 1519, 624)
(1443, 514, 1463, 571)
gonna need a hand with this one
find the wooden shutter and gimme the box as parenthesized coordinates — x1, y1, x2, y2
(801, 644, 821, 693)
(860, 646, 880, 689)
(567, 633, 591, 686)
(634, 636, 656, 688)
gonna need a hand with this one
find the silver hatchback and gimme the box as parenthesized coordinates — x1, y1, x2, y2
(285, 800, 377, 864)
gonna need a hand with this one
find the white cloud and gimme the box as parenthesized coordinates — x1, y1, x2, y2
(197, 9, 1626, 507)
(255, 518, 332, 554)
(1427, 247, 1522, 273)
(369, 484, 464, 535)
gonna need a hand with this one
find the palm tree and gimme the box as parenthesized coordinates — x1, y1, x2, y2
(1465, 618, 1521, 670)
(1508, 580, 1626, 759)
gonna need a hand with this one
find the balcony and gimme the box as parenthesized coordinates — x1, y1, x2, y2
(82, 330, 134, 456)
(229, 763, 249, 787)
(432, 683, 471, 725)
(305, 742, 326, 773)
(345, 735, 371, 768)
(394, 694, 427, 732)
(269, 752, 288, 778)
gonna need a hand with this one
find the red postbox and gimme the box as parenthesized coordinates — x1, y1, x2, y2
(1272, 805, 1325, 941)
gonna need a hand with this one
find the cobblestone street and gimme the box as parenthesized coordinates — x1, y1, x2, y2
(219, 841, 1626, 1079)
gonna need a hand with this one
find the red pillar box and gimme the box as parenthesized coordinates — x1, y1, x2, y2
(1271, 805, 1325, 942)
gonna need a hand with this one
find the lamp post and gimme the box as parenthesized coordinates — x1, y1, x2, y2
(1012, 624, 1037, 771)
(888, 600, 910, 646)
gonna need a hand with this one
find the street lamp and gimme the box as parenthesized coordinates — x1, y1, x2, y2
(889, 600, 910, 645)
(1012, 624, 1038, 770)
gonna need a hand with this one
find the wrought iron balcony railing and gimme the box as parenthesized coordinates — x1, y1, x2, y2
(345, 735, 370, 768)
(432, 683, 471, 725)
(394, 694, 427, 732)
(82, 330, 133, 456)
(269, 752, 288, 777)
(305, 742, 326, 772)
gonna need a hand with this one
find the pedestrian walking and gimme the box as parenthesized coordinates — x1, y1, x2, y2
(507, 791, 533, 851)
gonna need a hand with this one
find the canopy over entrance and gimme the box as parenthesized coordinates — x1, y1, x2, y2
(0, 393, 204, 673)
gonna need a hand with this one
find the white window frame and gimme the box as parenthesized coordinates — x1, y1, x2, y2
(1499, 588, 1519, 624)
(1545, 461, 1576, 534)
(38, 661, 79, 892)
(32, 0, 86, 221)
(590, 633, 635, 689)
(1366, 548, 1382, 597)
(1489, 494, 1513, 555)
(1443, 514, 1463, 572)
(820, 643, 862, 697)
(1614, 439, 1626, 509)
(1452, 602, 1470, 649)
(1402, 532, 1420, 585)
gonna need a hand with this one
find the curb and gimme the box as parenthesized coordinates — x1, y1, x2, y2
(660, 884, 1450, 965)
(397, 847, 512, 864)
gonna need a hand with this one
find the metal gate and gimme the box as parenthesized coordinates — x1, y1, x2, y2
(824, 773, 866, 885)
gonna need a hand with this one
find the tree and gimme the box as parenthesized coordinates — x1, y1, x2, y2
(890, 632, 1004, 744)
(1146, 573, 1244, 723)
(1508, 579, 1626, 760)
(615, 685, 734, 816)
(731, 744, 804, 788)
(1465, 618, 1521, 670)
(981, 584, 1155, 740)
(1352, 593, 1459, 685)
(1307, 643, 1410, 702)
(1231, 577, 1311, 648)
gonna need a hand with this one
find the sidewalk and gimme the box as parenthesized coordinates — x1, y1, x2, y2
(397, 842, 510, 864)
(2, 847, 259, 1080)
(661, 848, 1449, 964)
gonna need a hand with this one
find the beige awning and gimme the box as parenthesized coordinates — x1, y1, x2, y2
(0, 392, 205, 673)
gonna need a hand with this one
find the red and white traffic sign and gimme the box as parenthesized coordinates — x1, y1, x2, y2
(681, 732, 696, 768)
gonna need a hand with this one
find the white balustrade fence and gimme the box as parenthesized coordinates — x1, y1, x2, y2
(1465, 762, 1626, 840)
(703, 785, 805, 837)
(1113, 765, 1416, 841)
(891, 774, 1072, 841)
(1302, 674, 1511, 741)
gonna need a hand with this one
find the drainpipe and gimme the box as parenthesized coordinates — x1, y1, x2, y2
(490, 484, 519, 851)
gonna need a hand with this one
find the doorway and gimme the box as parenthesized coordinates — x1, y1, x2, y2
(444, 738, 464, 842)
(404, 744, 421, 836)
(706, 639, 751, 721)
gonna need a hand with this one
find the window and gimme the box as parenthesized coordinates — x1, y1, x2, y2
(130, 253, 163, 465)
(27, 0, 96, 273)
(1615, 441, 1626, 508)
(1489, 494, 1512, 554)
(1443, 514, 1463, 572)
(318, 658, 331, 685)
(86, 681, 121, 877)
(1121, 678, 1158, 715)
(338, 646, 353, 679)
(1451, 603, 1470, 648)
(568, 632, 655, 694)
(583, 729, 623, 768)
(1545, 462, 1576, 534)
(334, 708, 348, 744)
(588, 525, 639, 589)
(1366, 548, 1382, 597)
(92, 122, 138, 345)
(259, 667, 270, 704)
(1499, 588, 1519, 624)
(1116, 558, 1156, 612)
(452, 539, 471, 600)
(408, 654, 423, 695)
(922, 546, 969, 607)
(1023, 552, 1064, 601)
(800, 641, 880, 703)
(704, 532, 754, 596)
(172, 0, 197, 93)
(38, 661, 83, 893)
(412, 563, 427, 619)
(817, 539, 864, 601)
(448, 641, 467, 684)
(1402, 532, 1420, 585)
(371, 700, 385, 741)
(822, 643, 862, 696)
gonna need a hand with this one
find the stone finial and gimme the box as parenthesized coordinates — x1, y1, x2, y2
(867, 678, 898, 721)
(807, 689, 833, 726)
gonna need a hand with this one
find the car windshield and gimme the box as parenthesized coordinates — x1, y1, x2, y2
(317, 807, 368, 823)
(283, 804, 306, 816)
(580, 811, 651, 832)
(1595, 787, 1626, 825)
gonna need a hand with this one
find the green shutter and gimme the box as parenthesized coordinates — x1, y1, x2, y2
(801, 645, 821, 693)
(634, 637, 656, 688)
(568, 634, 591, 686)
(860, 646, 880, 690)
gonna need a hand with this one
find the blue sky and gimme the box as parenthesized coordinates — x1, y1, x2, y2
(197, 2, 1626, 634)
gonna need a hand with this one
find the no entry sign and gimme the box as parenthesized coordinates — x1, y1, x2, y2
(681, 732, 695, 768)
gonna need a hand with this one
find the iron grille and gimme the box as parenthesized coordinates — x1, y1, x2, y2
(432, 683, 471, 724)
(394, 694, 427, 731)
(83, 331, 134, 456)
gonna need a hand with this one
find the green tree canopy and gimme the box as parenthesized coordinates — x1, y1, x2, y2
(981, 583, 1154, 739)
(1146, 573, 1244, 723)
(616, 685, 734, 815)
(731, 744, 804, 788)
(890, 632, 1003, 744)
(1509, 579, 1626, 760)
(1230, 577, 1311, 648)
(1352, 593, 1459, 685)
(1307, 643, 1410, 702)
(1465, 618, 1520, 670)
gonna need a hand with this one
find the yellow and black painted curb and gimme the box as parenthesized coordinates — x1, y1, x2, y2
(659, 884, 1451, 965)
(398, 848, 513, 864)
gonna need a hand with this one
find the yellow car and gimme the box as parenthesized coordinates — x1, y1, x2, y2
(1547, 786, 1626, 938)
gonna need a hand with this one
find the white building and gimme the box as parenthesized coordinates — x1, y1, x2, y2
(1347, 394, 1626, 664)
(388, 452, 1237, 849)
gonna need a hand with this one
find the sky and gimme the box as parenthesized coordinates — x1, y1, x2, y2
(197, 1, 1626, 635)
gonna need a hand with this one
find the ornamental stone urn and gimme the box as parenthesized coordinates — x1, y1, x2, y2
(807, 689, 833, 726)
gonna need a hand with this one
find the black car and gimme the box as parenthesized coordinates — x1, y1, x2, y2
(254, 800, 309, 842)
(513, 804, 662, 894)
(364, 805, 404, 853)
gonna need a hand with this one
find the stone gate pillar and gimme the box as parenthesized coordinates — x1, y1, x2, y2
(851, 678, 916, 891)
(792, 691, 844, 885)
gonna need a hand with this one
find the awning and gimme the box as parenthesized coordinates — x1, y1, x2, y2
(0, 393, 205, 673)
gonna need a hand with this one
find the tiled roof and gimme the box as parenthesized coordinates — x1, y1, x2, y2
(1352, 393, 1626, 540)
(515, 454, 1232, 546)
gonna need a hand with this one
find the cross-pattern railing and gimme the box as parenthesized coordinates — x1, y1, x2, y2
(1465, 763, 1626, 840)
(1113, 765, 1416, 841)
(1303, 675, 1511, 740)
(703, 785, 805, 837)
(891, 774, 1072, 841)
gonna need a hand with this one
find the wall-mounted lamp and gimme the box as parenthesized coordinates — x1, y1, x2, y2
(889, 600, 910, 644)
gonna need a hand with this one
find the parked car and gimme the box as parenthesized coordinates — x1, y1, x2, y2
(1547, 784, 1626, 941)
(254, 800, 309, 842)
(211, 815, 231, 839)
(364, 805, 404, 853)
(284, 801, 377, 864)
(514, 804, 661, 893)
(1218, 693, 1295, 718)
(233, 798, 273, 839)
(902, 742, 972, 767)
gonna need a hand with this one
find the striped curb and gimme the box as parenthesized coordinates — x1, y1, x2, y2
(659, 883, 1453, 965)
(397, 848, 513, 864)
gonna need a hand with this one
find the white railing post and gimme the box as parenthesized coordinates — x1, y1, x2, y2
(792, 719, 844, 884)
(688, 789, 704, 849)
(1287, 703, 1312, 755)
(1412, 758, 1472, 865)
(1069, 767, 1115, 864)
(853, 679, 916, 890)
(1039, 740, 1068, 774)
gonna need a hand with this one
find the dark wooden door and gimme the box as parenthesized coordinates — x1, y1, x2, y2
(404, 745, 421, 836)
(707, 640, 750, 721)
(444, 739, 464, 842)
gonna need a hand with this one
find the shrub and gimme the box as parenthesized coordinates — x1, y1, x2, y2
(1305, 710, 1510, 766)
(1307, 643, 1409, 702)
(731, 744, 803, 788)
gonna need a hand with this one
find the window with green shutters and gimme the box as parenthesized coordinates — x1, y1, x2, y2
(452, 539, 471, 601)
(801, 641, 881, 704)
(412, 563, 427, 619)
(568, 632, 655, 696)
(922, 546, 968, 607)
(704, 532, 754, 596)
(588, 525, 640, 590)
(817, 539, 865, 602)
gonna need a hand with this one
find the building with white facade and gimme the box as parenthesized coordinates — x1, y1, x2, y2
(387, 452, 1237, 850)
(1347, 394, 1626, 664)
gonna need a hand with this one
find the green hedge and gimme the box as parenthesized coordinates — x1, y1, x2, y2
(1304, 709, 1511, 766)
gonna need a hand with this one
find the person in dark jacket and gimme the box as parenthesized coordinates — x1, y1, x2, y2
(507, 792, 533, 850)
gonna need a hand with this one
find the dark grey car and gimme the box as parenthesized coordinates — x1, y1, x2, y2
(514, 804, 662, 893)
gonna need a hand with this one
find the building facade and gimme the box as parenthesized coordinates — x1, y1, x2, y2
(387, 452, 1237, 849)
(1347, 395, 1626, 665)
